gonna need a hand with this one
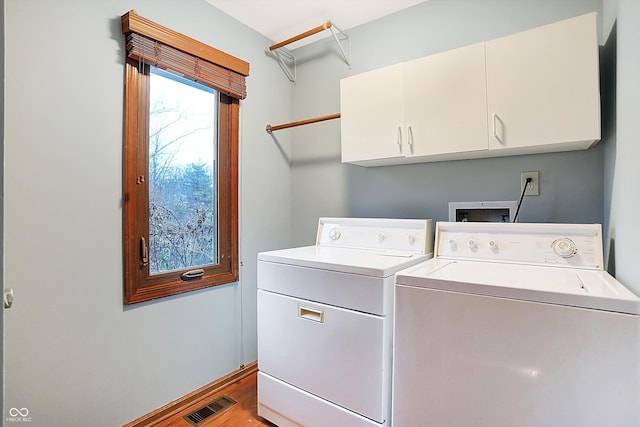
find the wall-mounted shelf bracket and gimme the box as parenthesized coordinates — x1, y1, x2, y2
(271, 48, 296, 82)
(267, 21, 350, 82)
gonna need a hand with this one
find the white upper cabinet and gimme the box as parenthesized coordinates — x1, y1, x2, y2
(340, 12, 601, 167)
(340, 64, 404, 164)
(340, 43, 488, 166)
(403, 42, 488, 159)
(485, 12, 600, 153)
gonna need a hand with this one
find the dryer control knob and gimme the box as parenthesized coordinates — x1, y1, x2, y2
(552, 238, 576, 257)
(378, 233, 387, 243)
(467, 239, 478, 249)
(488, 240, 498, 251)
(449, 239, 457, 249)
(408, 235, 416, 245)
(329, 228, 341, 241)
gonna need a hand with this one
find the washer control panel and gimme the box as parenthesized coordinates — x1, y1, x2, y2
(436, 222, 603, 270)
(317, 217, 434, 255)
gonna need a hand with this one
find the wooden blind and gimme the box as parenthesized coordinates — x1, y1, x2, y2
(121, 10, 248, 100)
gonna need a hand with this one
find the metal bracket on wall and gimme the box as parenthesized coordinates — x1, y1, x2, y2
(267, 21, 350, 82)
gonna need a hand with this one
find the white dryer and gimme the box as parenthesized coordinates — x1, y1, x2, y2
(257, 217, 434, 427)
(393, 221, 640, 427)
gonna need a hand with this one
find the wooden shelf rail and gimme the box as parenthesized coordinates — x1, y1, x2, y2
(268, 21, 333, 52)
(267, 21, 350, 82)
(266, 113, 341, 134)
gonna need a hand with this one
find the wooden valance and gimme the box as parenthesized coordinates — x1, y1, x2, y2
(122, 10, 249, 99)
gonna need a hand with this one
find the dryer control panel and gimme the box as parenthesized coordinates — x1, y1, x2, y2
(317, 217, 434, 255)
(435, 222, 603, 270)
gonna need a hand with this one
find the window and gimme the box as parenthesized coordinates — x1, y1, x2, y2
(121, 10, 249, 304)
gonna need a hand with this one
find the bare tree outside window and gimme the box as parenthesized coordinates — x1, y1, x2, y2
(148, 68, 218, 274)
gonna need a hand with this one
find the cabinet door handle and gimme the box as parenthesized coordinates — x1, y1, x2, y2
(493, 113, 505, 144)
(407, 125, 414, 154)
(396, 126, 403, 152)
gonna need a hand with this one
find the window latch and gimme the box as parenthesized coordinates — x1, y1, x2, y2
(140, 237, 148, 266)
(181, 269, 205, 280)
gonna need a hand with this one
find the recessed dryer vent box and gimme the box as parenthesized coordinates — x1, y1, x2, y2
(448, 201, 517, 223)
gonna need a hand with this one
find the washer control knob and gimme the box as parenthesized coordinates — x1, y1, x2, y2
(449, 239, 457, 249)
(329, 228, 341, 241)
(467, 239, 478, 249)
(552, 238, 576, 258)
(408, 235, 416, 245)
(378, 233, 387, 243)
(488, 240, 498, 250)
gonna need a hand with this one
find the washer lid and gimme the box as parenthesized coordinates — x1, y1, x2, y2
(259, 245, 432, 277)
(396, 259, 640, 314)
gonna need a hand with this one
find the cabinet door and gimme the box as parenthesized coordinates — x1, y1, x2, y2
(403, 42, 489, 158)
(485, 13, 600, 152)
(340, 64, 405, 164)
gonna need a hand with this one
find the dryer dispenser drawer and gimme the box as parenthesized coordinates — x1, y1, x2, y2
(257, 289, 388, 423)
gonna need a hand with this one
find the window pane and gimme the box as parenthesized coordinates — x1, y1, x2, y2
(148, 67, 218, 275)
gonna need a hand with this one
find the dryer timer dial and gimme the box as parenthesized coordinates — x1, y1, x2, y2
(329, 228, 341, 241)
(552, 238, 577, 258)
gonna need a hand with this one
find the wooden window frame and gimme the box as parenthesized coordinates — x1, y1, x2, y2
(121, 10, 248, 305)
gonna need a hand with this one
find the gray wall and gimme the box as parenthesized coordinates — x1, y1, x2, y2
(602, 2, 617, 272)
(289, 0, 604, 245)
(605, 0, 640, 294)
(1, 0, 4, 420)
(3, 0, 291, 425)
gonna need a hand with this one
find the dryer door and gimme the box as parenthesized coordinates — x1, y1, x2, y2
(258, 289, 387, 423)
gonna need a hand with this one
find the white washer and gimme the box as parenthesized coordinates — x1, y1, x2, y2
(393, 222, 640, 427)
(257, 217, 434, 427)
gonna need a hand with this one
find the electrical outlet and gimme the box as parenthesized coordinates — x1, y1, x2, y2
(521, 171, 539, 196)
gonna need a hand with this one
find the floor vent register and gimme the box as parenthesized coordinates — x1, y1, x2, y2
(183, 395, 237, 426)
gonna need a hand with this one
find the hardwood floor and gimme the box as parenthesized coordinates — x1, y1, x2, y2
(158, 372, 275, 427)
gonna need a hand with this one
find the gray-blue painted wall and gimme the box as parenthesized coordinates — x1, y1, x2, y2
(4, 0, 291, 424)
(606, 0, 640, 295)
(288, 0, 604, 245)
